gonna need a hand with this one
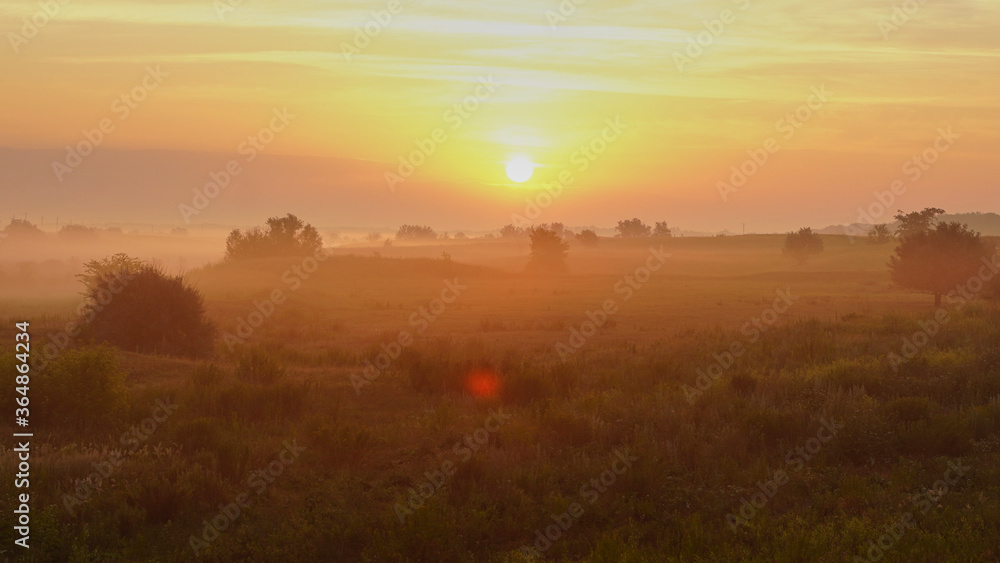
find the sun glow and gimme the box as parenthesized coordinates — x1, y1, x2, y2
(505, 156, 534, 183)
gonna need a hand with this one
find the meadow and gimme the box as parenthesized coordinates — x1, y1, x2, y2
(1, 233, 998, 562)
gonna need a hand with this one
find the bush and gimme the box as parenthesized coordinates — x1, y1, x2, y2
(79, 256, 215, 358)
(576, 229, 599, 247)
(396, 224, 437, 240)
(783, 227, 824, 261)
(225, 214, 323, 261)
(36, 346, 127, 433)
(527, 226, 569, 272)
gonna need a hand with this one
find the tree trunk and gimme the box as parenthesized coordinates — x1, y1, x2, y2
(934, 292, 942, 307)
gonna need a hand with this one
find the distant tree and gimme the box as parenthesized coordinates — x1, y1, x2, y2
(225, 214, 323, 261)
(366, 232, 383, 242)
(783, 227, 824, 261)
(499, 224, 526, 239)
(653, 221, 673, 238)
(615, 218, 651, 238)
(528, 226, 569, 272)
(889, 221, 993, 307)
(541, 222, 566, 238)
(894, 207, 945, 239)
(59, 224, 99, 240)
(79, 255, 215, 357)
(395, 224, 437, 240)
(3, 218, 45, 240)
(577, 229, 599, 247)
(454, 232, 467, 240)
(867, 224, 894, 244)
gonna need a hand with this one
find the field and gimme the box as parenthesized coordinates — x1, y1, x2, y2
(1, 234, 999, 562)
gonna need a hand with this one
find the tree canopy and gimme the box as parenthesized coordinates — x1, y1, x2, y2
(528, 226, 569, 272)
(783, 227, 824, 261)
(889, 219, 993, 306)
(225, 214, 323, 261)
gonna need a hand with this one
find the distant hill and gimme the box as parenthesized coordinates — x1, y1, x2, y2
(818, 212, 1000, 237)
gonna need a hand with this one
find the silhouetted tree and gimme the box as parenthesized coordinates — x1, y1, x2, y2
(499, 224, 526, 239)
(395, 225, 437, 240)
(653, 221, 673, 238)
(616, 218, 651, 238)
(867, 224, 893, 244)
(783, 227, 824, 261)
(79, 255, 214, 357)
(3, 218, 45, 240)
(577, 229, 599, 247)
(894, 207, 945, 239)
(528, 226, 569, 272)
(889, 221, 993, 307)
(59, 224, 99, 241)
(225, 214, 323, 261)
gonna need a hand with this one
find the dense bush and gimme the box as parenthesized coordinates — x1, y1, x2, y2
(225, 214, 323, 261)
(527, 226, 569, 272)
(783, 227, 824, 261)
(79, 256, 214, 357)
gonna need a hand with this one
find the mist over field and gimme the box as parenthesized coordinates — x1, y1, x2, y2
(3, 0, 1000, 561)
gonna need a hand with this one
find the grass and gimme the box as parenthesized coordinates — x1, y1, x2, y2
(0, 235, 998, 561)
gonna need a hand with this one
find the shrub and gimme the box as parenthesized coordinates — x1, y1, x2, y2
(395, 224, 437, 240)
(79, 256, 215, 358)
(783, 227, 824, 261)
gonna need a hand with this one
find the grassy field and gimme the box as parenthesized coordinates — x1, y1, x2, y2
(1, 234, 999, 561)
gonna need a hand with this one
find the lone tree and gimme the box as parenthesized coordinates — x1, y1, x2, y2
(867, 224, 894, 244)
(653, 221, 673, 238)
(527, 226, 569, 272)
(889, 219, 993, 307)
(895, 207, 945, 239)
(79, 254, 215, 357)
(783, 227, 824, 261)
(395, 224, 437, 240)
(576, 229, 599, 247)
(616, 218, 651, 238)
(225, 214, 323, 261)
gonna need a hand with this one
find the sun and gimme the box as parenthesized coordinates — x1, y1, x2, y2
(506, 156, 534, 183)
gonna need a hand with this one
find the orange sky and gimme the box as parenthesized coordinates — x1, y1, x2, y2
(1, 0, 998, 233)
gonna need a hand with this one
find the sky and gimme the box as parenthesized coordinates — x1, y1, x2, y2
(0, 0, 998, 233)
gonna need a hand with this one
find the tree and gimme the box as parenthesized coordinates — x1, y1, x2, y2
(889, 221, 993, 307)
(225, 214, 323, 261)
(59, 224, 100, 241)
(653, 221, 673, 238)
(539, 222, 566, 238)
(499, 224, 526, 239)
(527, 226, 569, 272)
(3, 218, 45, 240)
(577, 229, 599, 247)
(395, 225, 437, 240)
(867, 224, 894, 244)
(783, 227, 824, 261)
(894, 207, 945, 239)
(615, 218, 651, 238)
(79, 255, 215, 357)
